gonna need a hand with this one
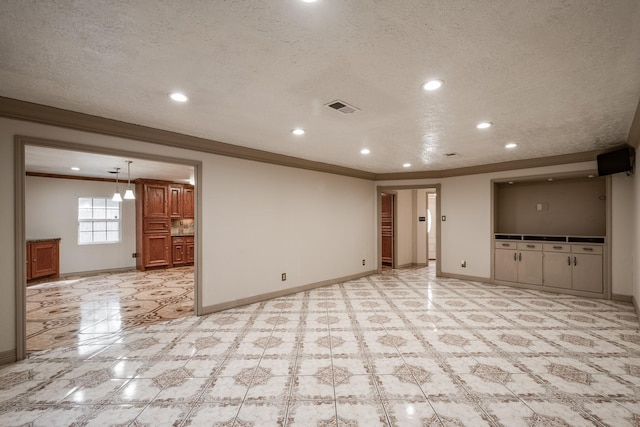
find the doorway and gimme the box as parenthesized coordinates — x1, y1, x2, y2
(16, 137, 202, 359)
(381, 193, 395, 267)
(378, 185, 441, 276)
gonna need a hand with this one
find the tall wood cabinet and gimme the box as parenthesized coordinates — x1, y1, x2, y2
(26, 238, 60, 283)
(136, 180, 171, 271)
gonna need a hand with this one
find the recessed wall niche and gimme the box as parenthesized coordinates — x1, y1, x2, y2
(494, 177, 606, 237)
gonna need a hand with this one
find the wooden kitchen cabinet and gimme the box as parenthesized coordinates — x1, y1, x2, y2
(27, 238, 60, 283)
(136, 180, 170, 271)
(169, 184, 194, 219)
(142, 182, 169, 218)
(143, 234, 171, 269)
(172, 236, 194, 267)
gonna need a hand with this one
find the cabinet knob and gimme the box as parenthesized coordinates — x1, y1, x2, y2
(583, 247, 593, 251)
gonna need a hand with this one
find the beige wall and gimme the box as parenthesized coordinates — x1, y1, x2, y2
(633, 169, 640, 307)
(611, 173, 634, 296)
(0, 134, 13, 351)
(395, 190, 413, 267)
(495, 178, 606, 236)
(26, 176, 137, 274)
(427, 194, 437, 260)
(1, 117, 376, 355)
(414, 190, 427, 265)
(376, 162, 614, 280)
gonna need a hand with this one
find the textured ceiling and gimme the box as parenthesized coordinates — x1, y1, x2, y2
(25, 146, 195, 183)
(2, 0, 640, 174)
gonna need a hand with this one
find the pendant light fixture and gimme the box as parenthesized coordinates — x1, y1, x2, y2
(112, 167, 123, 202)
(123, 160, 135, 200)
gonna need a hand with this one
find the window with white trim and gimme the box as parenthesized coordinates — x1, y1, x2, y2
(78, 197, 121, 244)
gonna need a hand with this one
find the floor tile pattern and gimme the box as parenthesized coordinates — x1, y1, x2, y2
(4, 266, 640, 426)
(26, 267, 194, 352)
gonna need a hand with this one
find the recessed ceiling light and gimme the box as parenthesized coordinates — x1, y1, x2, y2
(422, 79, 443, 91)
(505, 143, 517, 149)
(360, 148, 370, 155)
(291, 128, 305, 136)
(547, 178, 554, 182)
(508, 181, 514, 185)
(477, 122, 492, 129)
(70, 167, 80, 171)
(169, 92, 188, 102)
(403, 163, 411, 168)
(301, 0, 318, 2)
(588, 174, 595, 178)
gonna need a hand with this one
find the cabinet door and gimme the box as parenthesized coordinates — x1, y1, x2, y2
(183, 186, 194, 219)
(143, 218, 170, 234)
(518, 251, 543, 285)
(186, 239, 195, 263)
(143, 183, 169, 218)
(30, 241, 59, 279)
(572, 254, 603, 293)
(172, 242, 185, 266)
(169, 185, 183, 218)
(143, 235, 170, 268)
(495, 249, 517, 282)
(543, 252, 572, 289)
(26, 244, 32, 280)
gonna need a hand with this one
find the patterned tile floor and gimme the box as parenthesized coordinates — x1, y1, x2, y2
(3, 266, 640, 426)
(26, 267, 194, 352)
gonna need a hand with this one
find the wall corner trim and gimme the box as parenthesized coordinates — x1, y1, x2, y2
(199, 270, 376, 315)
(0, 349, 17, 366)
(633, 296, 640, 325)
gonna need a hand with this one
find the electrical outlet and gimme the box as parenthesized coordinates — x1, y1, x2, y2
(281, 273, 286, 281)
(461, 260, 466, 268)
(362, 259, 366, 266)
(132, 253, 137, 258)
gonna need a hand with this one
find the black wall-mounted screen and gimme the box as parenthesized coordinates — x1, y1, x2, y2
(597, 146, 634, 176)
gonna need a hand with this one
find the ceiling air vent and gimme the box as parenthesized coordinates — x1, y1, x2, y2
(326, 100, 360, 114)
(444, 153, 458, 157)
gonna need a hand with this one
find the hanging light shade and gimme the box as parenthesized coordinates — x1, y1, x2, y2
(112, 167, 123, 202)
(123, 160, 135, 199)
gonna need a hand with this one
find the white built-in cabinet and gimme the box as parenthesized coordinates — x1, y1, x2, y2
(494, 238, 603, 295)
(495, 242, 543, 285)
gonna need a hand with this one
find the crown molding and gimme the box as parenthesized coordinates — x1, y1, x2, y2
(0, 96, 612, 181)
(373, 149, 604, 181)
(0, 96, 375, 180)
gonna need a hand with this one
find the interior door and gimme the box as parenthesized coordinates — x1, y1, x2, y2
(381, 193, 394, 266)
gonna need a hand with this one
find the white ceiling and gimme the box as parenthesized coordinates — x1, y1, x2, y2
(2, 1, 640, 174)
(25, 146, 195, 183)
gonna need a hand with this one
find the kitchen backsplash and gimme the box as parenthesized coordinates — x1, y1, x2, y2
(171, 219, 194, 235)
